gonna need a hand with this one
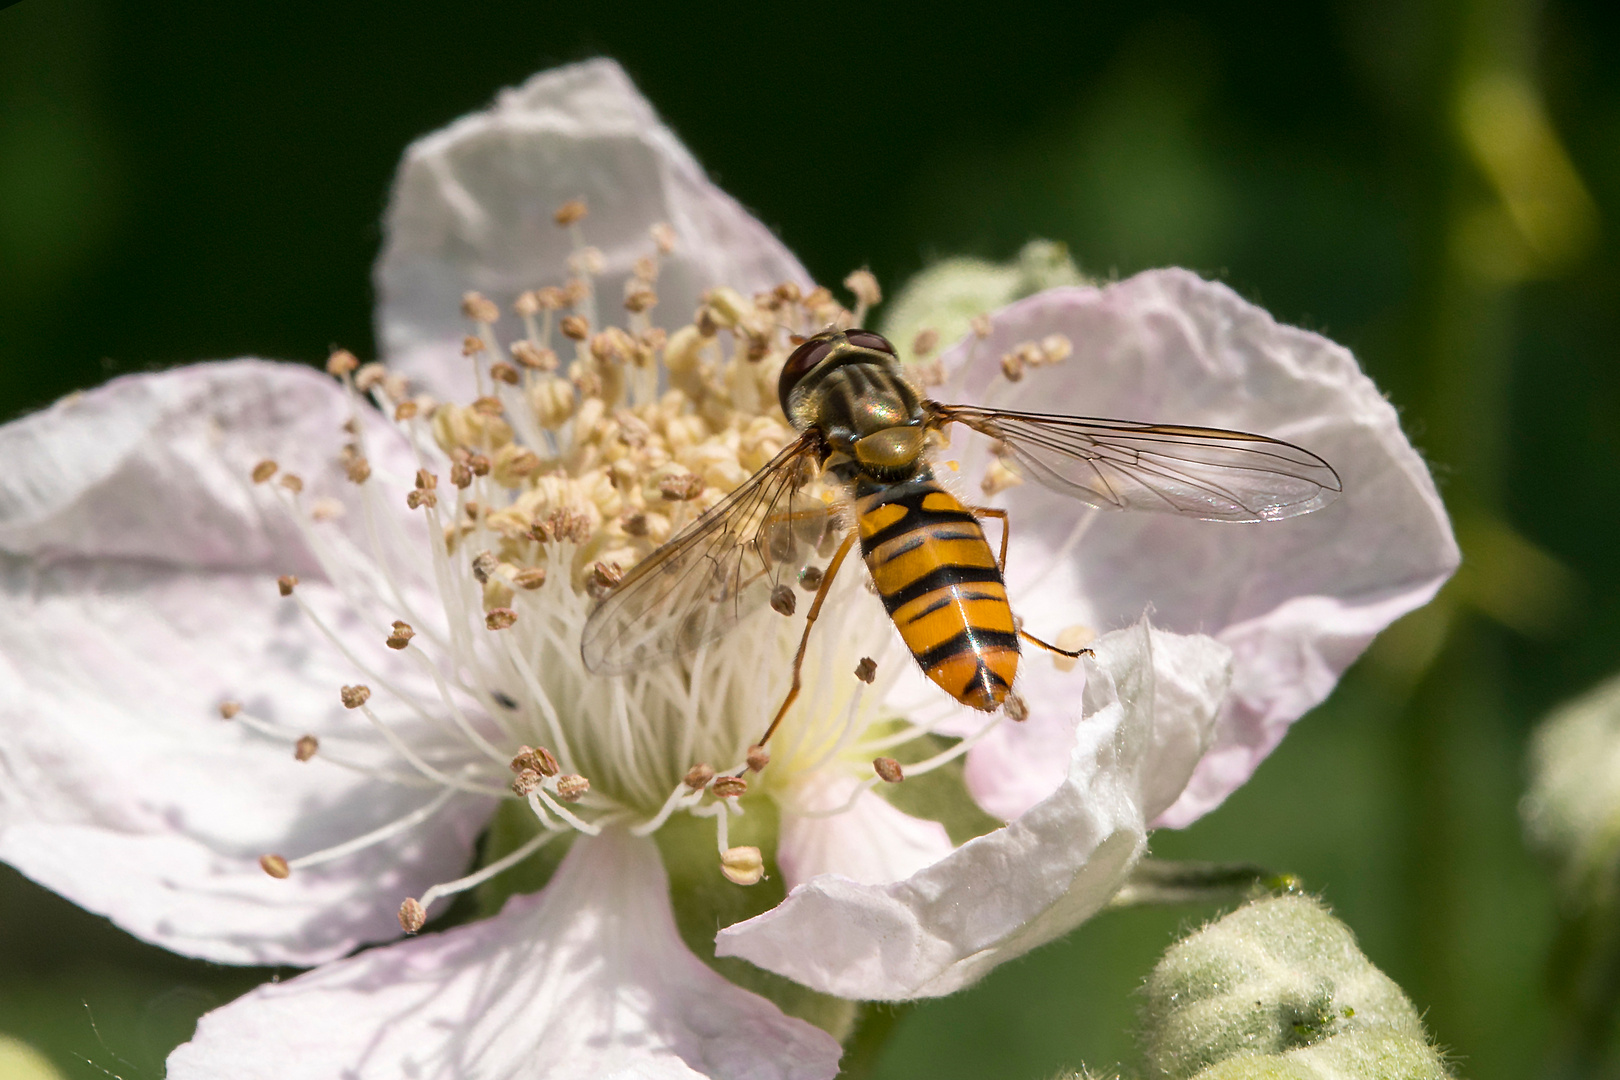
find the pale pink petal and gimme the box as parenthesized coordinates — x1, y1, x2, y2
(377, 59, 810, 400)
(930, 271, 1457, 827)
(0, 363, 492, 965)
(775, 772, 955, 889)
(717, 621, 1229, 1000)
(168, 829, 842, 1080)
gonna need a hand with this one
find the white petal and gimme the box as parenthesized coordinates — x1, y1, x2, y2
(377, 59, 810, 400)
(0, 363, 492, 964)
(717, 621, 1230, 1000)
(775, 772, 955, 889)
(933, 271, 1457, 827)
(167, 830, 842, 1080)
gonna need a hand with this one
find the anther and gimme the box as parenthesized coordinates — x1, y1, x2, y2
(346, 456, 372, 484)
(251, 460, 278, 484)
(385, 621, 415, 650)
(1004, 693, 1029, 722)
(325, 349, 360, 377)
(559, 314, 590, 341)
(219, 700, 242, 720)
(873, 756, 904, 783)
(277, 574, 299, 597)
(468, 453, 491, 476)
(632, 255, 658, 282)
(770, 584, 797, 617)
(340, 684, 371, 709)
(398, 897, 427, 933)
(554, 199, 588, 226)
(310, 496, 344, 521)
(406, 489, 437, 510)
(911, 328, 940, 357)
(971, 313, 992, 338)
(415, 469, 438, 490)
(294, 735, 319, 762)
(471, 550, 498, 584)
(999, 351, 1026, 382)
(720, 846, 765, 886)
(450, 461, 473, 488)
(1041, 333, 1073, 363)
(621, 512, 648, 537)
(510, 341, 558, 370)
(684, 763, 716, 790)
(393, 401, 419, 421)
(555, 774, 590, 802)
(511, 768, 542, 796)
(773, 281, 802, 304)
(981, 458, 1024, 496)
(355, 362, 387, 392)
(843, 268, 882, 308)
(624, 286, 658, 313)
(514, 291, 541, 317)
(587, 562, 622, 600)
(855, 657, 877, 684)
(798, 565, 824, 591)
(712, 776, 748, 799)
(461, 291, 500, 324)
(462, 335, 487, 357)
(260, 854, 291, 879)
(746, 745, 770, 773)
(278, 473, 304, 494)
(490, 361, 520, 385)
(511, 746, 560, 777)
(485, 608, 517, 631)
(514, 567, 547, 590)
(650, 222, 677, 254)
(658, 472, 704, 501)
(470, 395, 504, 417)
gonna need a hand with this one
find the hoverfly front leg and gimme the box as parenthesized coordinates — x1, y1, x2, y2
(757, 529, 859, 748)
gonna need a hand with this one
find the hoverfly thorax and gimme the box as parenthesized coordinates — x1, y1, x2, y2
(779, 329, 926, 482)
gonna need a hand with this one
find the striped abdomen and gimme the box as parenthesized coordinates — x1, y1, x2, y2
(856, 476, 1019, 711)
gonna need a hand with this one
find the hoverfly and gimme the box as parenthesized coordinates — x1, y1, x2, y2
(581, 327, 1340, 746)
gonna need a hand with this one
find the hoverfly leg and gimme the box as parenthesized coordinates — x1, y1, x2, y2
(1018, 628, 1094, 661)
(757, 529, 859, 749)
(967, 505, 1010, 572)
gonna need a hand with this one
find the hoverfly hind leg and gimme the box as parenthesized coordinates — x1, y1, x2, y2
(1018, 628, 1094, 661)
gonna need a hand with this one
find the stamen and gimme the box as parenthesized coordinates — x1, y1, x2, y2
(721, 845, 765, 886)
(873, 756, 904, 783)
(413, 825, 564, 914)
(285, 786, 460, 871)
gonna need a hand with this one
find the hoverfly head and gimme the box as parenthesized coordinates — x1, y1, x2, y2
(777, 328, 898, 418)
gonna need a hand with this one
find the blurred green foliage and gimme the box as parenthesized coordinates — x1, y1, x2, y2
(2, 0, 1618, 1077)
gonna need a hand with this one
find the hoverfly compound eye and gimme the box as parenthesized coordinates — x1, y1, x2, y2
(778, 335, 837, 416)
(844, 330, 896, 355)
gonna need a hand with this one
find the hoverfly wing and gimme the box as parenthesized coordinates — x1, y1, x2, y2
(580, 434, 835, 674)
(930, 403, 1341, 522)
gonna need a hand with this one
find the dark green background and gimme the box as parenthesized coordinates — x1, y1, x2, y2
(3, 1, 1618, 1077)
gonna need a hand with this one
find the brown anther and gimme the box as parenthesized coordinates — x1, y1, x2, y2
(393, 401, 419, 421)
(461, 291, 500, 324)
(843, 268, 882, 307)
(911, 328, 940, 357)
(406, 488, 437, 510)
(720, 845, 765, 886)
(563, 278, 590, 306)
(553, 199, 588, 226)
(712, 775, 748, 799)
(549, 508, 594, 544)
(624, 286, 658, 313)
(620, 512, 649, 537)
(632, 255, 658, 282)
(650, 222, 677, 254)
(555, 774, 590, 802)
(770, 583, 797, 617)
(398, 897, 426, 933)
(684, 763, 716, 790)
(510, 341, 558, 370)
(746, 745, 770, 773)
(325, 348, 360, 377)
(510, 768, 542, 796)
(587, 561, 623, 600)
(414, 468, 438, 490)
(346, 456, 373, 484)
(854, 657, 877, 684)
(527, 519, 551, 543)
(695, 306, 719, 337)
(278, 473, 304, 494)
(340, 684, 371, 709)
(1041, 333, 1073, 363)
(294, 734, 319, 762)
(468, 453, 491, 477)
(999, 352, 1026, 382)
(260, 854, 291, 879)
(251, 459, 278, 484)
(803, 285, 834, 309)
(342, 418, 361, 434)
(450, 461, 473, 488)
(533, 746, 561, 777)
(535, 285, 568, 310)
(461, 335, 486, 358)
(490, 361, 520, 385)
(471, 550, 499, 583)
(513, 290, 541, 317)
(798, 565, 824, 591)
(1004, 693, 1029, 722)
(385, 620, 415, 650)
(773, 281, 803, 304)
(745, 332, 770, 362)
(559, 314, 590, 341)
(219, 700, 242, 720)
(485, 607, 517, 630)
(971, 313, 993, 338)
(277, 574, 299, 597)
(658, 472, 704, 501)
(873, 756, 904, 783)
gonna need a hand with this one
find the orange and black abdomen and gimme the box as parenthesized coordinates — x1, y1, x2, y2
(856, 476, 1019, 711)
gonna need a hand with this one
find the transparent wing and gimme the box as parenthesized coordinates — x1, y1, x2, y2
(930, 402, 1342, 522)
(580, 434, 842, 674)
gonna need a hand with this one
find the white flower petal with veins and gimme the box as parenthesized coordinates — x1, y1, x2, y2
(377, 58, 811, 400)
(167, 829, 842, 1080)
(0, 361, 493, 964)
(936, 273, 1457, 827)
(717, 621, 1232, 1000)
(775, 773, 955, 890)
